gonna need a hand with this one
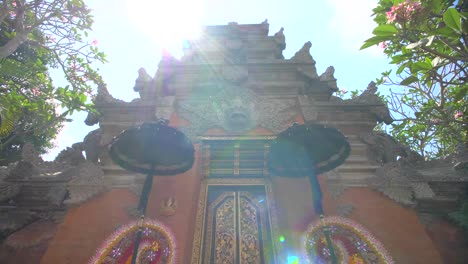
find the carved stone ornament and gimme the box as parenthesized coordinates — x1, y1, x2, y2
(360, 131, 423, 166)
(340, 81, 393, 124)
(176, 84, 297, 140)
(63, 161, 106, 205)
(369, 163, 415, 206)
(159, 197, 177, 216)
(221, 65, 248, 85)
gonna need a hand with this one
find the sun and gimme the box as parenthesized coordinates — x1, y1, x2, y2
(127, 0, 202, 52)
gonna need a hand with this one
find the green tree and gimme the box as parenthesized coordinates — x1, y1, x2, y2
(0, 0, 106, 165)
(361, 0, 467, 159)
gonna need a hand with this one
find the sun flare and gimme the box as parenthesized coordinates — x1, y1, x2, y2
(127, 0, 203, 52)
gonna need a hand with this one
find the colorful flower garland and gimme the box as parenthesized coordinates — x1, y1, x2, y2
(89, 219, 176, 264)
(303, 216, 394, 264)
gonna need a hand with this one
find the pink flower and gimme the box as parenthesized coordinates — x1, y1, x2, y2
(340, 89, 347, 93)
(31, 88, 42, 96)
(91, 39, 98, 45)
(47, 35, 56, 43)
(386, 11, 396, 22)
(379, 42, 387, 49)
(386, 1, 422, 24)
(61, 16, 68, 22)
(454, 111, 463, 119)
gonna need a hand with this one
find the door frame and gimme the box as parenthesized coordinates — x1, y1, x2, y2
(190, 177, 280, 264)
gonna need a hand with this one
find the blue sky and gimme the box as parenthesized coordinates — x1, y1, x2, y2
(45, 0, 391, 160)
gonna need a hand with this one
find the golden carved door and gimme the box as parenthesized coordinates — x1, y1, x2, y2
(201, 185, 274, 264)
(191, 138, 278, 264)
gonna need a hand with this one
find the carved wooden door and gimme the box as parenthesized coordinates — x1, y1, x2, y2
(201, 185, 274, 264)
(191, 139, 278, 264)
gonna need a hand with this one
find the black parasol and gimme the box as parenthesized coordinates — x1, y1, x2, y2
(268, 122, 350, 176)
(108, 120, 194, 264)
(267, 122, 350, 264)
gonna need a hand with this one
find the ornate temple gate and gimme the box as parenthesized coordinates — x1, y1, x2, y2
(191, 137, 279, 264)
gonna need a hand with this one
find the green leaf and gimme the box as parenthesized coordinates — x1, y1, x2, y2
(360, 36, 389, 50)
(454, 87, 468, 102)
(443, 8, 462, 32)
(400, 76, 419, 85)
(396, 62, 409, 74)
(411, 61, 432, 72)
(372, 24, 398, 36)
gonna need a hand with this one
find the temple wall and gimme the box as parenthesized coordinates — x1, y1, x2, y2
(271, 176, 444, 263)
(40, 146, 202, 264)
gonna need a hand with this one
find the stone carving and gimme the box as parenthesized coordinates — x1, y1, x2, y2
(453, 144, 468, 172)
(177, 85, 296, 140)
(21, 143, 43, 165)
(153, 56, 179, 97)
(46, 184, 68, 207)
(64, 161, 106, 205)
(95, 84, 126, 105)
(54, 142, 86, 166)
(84, 111, 101, 126)
(360, 131, 422, 165)
(221, 65, 248, 85)
(348, 81, 393, 124)
(82, 128, 102, 164)
(159, 197, 177, 216)
(411, 182, 435, 199)
(133, 67, 153, 99)
(273, 27, 286, 58)
(0, 166, 19, 203)
(291, 41, 316, 64)
(319, 66, 338, 91)
(224, 24, 246, 64)
(371, 163, 416, 206)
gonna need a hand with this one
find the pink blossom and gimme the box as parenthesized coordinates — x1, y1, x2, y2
(454, 111, 463, 119)
(340, 89, 347, 94)
(11, 2, 16, 7)
(31, 88, 42, 96)
(386, 1, 422, 24)
(379, 42, 388, 49)
(47, 35, 56, 43)
(61, 16, 68, 22)
(91, 39, 98, 45)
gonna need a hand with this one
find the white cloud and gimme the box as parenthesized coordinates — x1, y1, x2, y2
(327, 0, 383, 55)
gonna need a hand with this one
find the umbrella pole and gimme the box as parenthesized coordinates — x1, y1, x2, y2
(131, 173, 154, 264)
(308, 174, 338, 264)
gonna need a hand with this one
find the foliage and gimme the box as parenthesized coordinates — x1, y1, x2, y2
(0, 0, 106, 164)
(361, 0, 468, 159)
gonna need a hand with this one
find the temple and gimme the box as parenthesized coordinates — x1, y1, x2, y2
(1, 21, 467, 263)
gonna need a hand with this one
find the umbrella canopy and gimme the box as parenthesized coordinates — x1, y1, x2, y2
(109, 121, 195, 175)
(268, 122, 350, 176)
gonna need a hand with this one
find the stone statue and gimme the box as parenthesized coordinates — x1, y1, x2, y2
(133, 67, 153, 99)
(274, 27, 286, 49)
(273, 27, 286, 59)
